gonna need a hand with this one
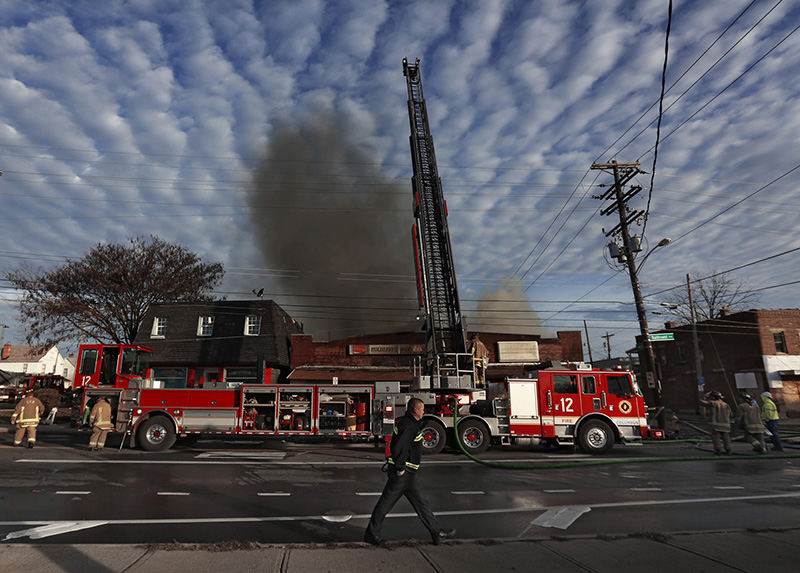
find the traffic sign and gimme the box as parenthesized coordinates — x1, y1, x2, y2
(649, 333, 674, 341)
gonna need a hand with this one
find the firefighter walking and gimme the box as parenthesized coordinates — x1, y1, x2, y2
(364, 398, 456, 546)
(88, 396, 114, 451)
(736, 393, 766, 454)
(11, 388, 45, 448)
(700, 391, 732, 455)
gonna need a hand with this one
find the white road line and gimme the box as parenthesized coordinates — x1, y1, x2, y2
(451, 491, 485, 495)
(355, 492, 382, 496)
(713, 486, 744, 490)
(3, 521, 108, 541)
(1, 492, 799, 540)
(195, 452, 287, 460)
(257, 492, 291, 497)
(630, 487, 662, 491)
(532, 506, 591, 530)
(543, 489, 575, 493)
(157, 492, 190, 496)
(55, 491, 91, 495)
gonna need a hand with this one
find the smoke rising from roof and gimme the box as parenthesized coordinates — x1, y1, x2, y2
(467, 277, 549, 336)
(248, 110, 418, 339)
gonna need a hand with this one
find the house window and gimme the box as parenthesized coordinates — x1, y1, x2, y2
(677, 343, 687, 364)
(245, 315, 261, 336)
(773, 331, 788, 354)
(62, 368, 69, 377)
(197, 316, 214, 337)
(151, 317, 167, 338)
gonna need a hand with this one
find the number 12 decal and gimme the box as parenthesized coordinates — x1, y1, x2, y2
(559, 397, 574, 412)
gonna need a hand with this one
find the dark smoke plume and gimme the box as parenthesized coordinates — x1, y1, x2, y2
(249, 110, 418, 339)
(467, 277, 549, 336)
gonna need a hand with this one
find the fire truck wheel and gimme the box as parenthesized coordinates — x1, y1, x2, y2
(577, 419, 614, 455)
(456, 419, 491, 454)
(137, 416, 177, 452)
(419, 420, 447, 454)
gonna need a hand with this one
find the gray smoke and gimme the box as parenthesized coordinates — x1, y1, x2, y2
(249, 110, 419, 339)
(468, 277, 549, 336)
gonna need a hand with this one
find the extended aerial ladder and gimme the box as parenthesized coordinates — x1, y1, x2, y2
(403, 58, 473, 389)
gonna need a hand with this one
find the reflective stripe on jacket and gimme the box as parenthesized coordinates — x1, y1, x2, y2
(387, 413, 424, 472)
(761, 395, 779, 422)
(12, 396, 45, 427)
(89, 399, 114, 430)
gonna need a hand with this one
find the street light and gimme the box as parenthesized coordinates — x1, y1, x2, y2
(635, 237, 671, 275)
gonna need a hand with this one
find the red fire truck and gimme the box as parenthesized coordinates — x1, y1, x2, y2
(71, 61, 654, 454)
(71, 343, 649, 455)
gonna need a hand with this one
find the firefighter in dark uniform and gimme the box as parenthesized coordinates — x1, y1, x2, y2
(11, 388, 45, 448)
(88, 396, 114, 451)
(364, 398, 456, 546)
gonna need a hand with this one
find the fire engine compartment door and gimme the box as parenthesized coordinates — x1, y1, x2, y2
(317, 385, 373, 434)
(508, 381, 539, 424)
(182, 409, 237, 431)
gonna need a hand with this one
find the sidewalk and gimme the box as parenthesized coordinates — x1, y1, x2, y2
(1, 528, 799, 572)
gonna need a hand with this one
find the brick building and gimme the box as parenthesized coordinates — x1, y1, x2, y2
(639, 309, 800, 417)
(288, 330, 583, 385)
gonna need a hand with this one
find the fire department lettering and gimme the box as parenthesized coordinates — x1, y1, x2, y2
(618, 400, 632, 414)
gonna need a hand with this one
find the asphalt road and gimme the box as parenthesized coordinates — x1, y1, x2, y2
(2, 427, 799, 545)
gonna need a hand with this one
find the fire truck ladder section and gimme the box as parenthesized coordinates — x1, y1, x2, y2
(404, 57, 469, 387)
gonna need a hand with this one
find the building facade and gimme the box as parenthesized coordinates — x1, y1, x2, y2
(640, 309, 800, 417)
(133, 300, 303, 388)
(0, 343, 75, 382)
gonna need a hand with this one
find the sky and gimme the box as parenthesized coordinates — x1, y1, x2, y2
(1, 0, 799, 361)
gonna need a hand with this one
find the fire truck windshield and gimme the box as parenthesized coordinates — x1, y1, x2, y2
(120, 348, 150, 377)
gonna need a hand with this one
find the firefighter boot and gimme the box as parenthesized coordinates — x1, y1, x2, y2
(26, 441, 34, 449)
(432, 528, 456, 545)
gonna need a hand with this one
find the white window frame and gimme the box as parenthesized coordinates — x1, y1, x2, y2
(197, 316, 214, 337)
(245, 315, 261, 336)
(151, 317, 168, 338)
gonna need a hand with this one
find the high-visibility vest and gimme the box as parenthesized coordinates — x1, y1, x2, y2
(761, 395, 779, 422)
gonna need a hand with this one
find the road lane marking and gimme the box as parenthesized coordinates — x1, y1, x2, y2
(2, 492, 799, 540)
(55, 491, 91, 495)
(543, 489, 575, 493)
(713, 486, 744, 490)
(355, 492, 382, 496)
(195, 452, 287, 460)
(630, 487, 662, 491)
(532, 506, 591, 530)
(3, 521, 107, 541)
(257, 492, 291, 497)
(157, 492, 190, 496)
(451, 491, 485, 495)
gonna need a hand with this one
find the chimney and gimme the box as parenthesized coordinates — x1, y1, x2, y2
(719, 306, 731, 317)
(664, 321, 676, 329)
(1, 343, 10, 360)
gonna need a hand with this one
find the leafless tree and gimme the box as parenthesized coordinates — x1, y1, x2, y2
(5, 236, 224, 346)
(661, 271, 760, 323)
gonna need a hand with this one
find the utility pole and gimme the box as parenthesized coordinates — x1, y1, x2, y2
(687, 273, 703, 407)
(601, 331, 615, 360)
(583, 320, 594, 363)
(592, 160, 661, 407)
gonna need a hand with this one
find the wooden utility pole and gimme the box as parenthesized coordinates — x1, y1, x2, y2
(592, 160, 661, 407)
(687, 273, 703, 406)
(583, 320, 594, 363)
(601, 331, 615, 360)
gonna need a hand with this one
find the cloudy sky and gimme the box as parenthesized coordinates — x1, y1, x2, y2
(1, 0, 799, 360)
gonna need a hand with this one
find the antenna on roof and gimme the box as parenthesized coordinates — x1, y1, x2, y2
(252, 288, 264, 298)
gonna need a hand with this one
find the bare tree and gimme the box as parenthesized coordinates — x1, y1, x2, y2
(6, 236, 224, 346)
(662, 271, 760, 323)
